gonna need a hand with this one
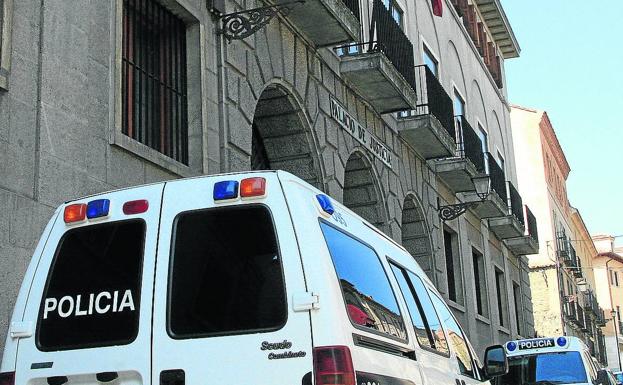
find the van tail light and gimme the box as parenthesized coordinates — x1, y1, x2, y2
(313, 346, 355, 385)
(0, 372, 15, 385)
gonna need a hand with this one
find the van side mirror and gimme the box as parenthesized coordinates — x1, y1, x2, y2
(483, 345, 508, 379)
(596, 369, 611, 385)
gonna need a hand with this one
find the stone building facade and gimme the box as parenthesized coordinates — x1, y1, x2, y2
(0, 0, 535, 358)
(511, 105, 608, 364)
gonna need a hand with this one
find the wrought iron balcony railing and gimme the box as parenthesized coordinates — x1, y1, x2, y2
(455, 116, 485, 172)
(401, 65, 455, 137)
(342, 0, 360, 21)
(485, 152, 507, 203)
(507, 181, 524, 226)
(525, 205, 538, 243)
(340, 0, 416, 88)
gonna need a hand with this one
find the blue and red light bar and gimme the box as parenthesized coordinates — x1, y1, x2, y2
(214, 177, 266, 201)
(65, 198, 150, 224)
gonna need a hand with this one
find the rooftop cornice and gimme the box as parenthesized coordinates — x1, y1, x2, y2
(473, 0, 520, 59)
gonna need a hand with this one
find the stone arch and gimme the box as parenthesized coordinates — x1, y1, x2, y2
(401, 193, 434, 272)
(446, 40, 467, 98)
(491, 109, 506, 156)
(342, 150, 388, 230)
(251, 82, 324, 189)
(470, 79, 487, 126)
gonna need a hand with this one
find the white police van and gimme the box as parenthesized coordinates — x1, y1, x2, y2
(1, 171, 508, 385)
(496, 336, 614, 385)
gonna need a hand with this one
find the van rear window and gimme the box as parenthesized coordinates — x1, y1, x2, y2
(37, 220, 145, 351)
(168, 205, 286, 338)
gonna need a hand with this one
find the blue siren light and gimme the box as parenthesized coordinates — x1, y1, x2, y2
(557, 337, 567, 347)
(86, 199, 110, 219)
(214, 180, 239, 201)
(506, 341, 517, 352)
(316, 194, 335, 215)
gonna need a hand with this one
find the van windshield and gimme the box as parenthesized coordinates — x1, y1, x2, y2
(497, 351, 588, 385)
(37, 220, 145, 351)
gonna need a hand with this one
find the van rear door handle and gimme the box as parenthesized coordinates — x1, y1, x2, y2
(160, 369, 185, 385)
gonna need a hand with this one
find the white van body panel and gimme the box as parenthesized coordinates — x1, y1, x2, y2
(151, 172, 313, 385)
(1, 208, 62, 374)
(11, 183, 166, 385)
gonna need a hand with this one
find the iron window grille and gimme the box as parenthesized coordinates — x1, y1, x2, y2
(122, 0, 189, 164)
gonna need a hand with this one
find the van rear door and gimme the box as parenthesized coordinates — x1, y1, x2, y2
(13, 183, 165, 385)
(151, 174, 313, 385)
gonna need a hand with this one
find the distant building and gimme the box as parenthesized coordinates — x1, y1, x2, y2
(511, 105, 608, 365)
(592, 235, 623, 371)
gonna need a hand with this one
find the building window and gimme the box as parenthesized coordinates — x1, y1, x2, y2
(513, 282, 523, 336)
(382, 0, 404, 28)
(453, 91, 466, 144)
(497, 151, 505, 173)
(444, 228, 463, 305)
(423, 45, 438, 77)
(122, 0, 189, 164)
(0, 0, 13, 90)
(495, 268, 509, 328)
(472, 248, 489, 318)
(612, 270, 620, 287)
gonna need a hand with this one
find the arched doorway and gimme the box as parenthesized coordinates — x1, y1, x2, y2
(401, 194, 434, 277)
(343, 151, 387, 231)
(251, 84, 322, 189)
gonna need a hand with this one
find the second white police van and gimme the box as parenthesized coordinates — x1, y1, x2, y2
(1, 171, 507, 385)
(496, 336, 615, 385)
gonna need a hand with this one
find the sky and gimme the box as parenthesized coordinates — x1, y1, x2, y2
(500, 0, 623, 246)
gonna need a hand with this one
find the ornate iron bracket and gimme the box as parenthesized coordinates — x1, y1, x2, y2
(438, 202, 476, 221)
(219, 1, 304, 42)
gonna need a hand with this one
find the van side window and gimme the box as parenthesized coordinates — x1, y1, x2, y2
(429, 292, 475, 378)
(320, 222, 407, 340)
(389, 263, 449, 355)
(37, 220, 145, 351)
(168, 205, 286, 338)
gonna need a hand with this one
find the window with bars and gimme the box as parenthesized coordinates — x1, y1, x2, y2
(0, 0, 13, 90)
(122, 0, 188, 164)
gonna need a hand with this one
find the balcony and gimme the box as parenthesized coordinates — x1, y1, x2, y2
(277, 0, 361, 46)
(505, 205, 539, 255)
(464, 152, 507, 218)
(595, 309, 607, 327)
(489, 181, 525, 240)
(434, 116, 486, 191)
(339, 0, 417, 113)
(397, 66, 456, 159)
